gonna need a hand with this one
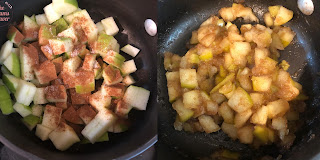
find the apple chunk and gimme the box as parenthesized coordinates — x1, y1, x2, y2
(75, 70, 95, 94)
(102, 65, 123, 86)
(103, 50, 125, 68)
(33, 88, 48, 105)
(42, 105, 62, 130)
(34, 60, 58, 84)
(89, 90, 112, 112)
(0, 85, 14, 115)
(123, 85, 150, 110)
(49, 38, 73, 55)
(14, 80, 37, 106)
(93, 34, 119, 57)
(7, 26, 24, 46)
(20, 44, 39, 80)
(49, 122, 80, 151)
(81, 109, 117, 143)
(3, 52, 21, 78)
(36, 124, 53, 141)
(77, 105, 97, 124)
(39, 24, 56, 45)
(62, 106, 83, 125)
(70, 89, 90, 105)
(45, 85, 67, 102)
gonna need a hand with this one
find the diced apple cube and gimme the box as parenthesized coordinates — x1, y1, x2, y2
(34, 60, 58, 84)
(221, 122, 238, 140)
(77, 105, 97, 124)
(95, 22, 105, 33)
(267, 99, 289, 118)
(57, 26, 78, 43)
(62, 56, 81, 73)
(40, 44, 55, 60)
(89, 90, 112, 112)
(123, 85, 150, 110)
(7, 26, 24, 46)
(0, 85, 13, 115)
(45, 85, 67, 102)
(22, 15, 39, 41)
(93, 34, 119, 57)
(252, 76, 272, 92)
(81, 109, 117, 143)
(69, 10, 97, 42)
(14, 80, 37, 106)
(44, 3, 62, 24)
(234, 109, 252, 128)
(35, 14, 49, 25)
(33, 88, 48, 105)
(82, 54, 97, 71)
(218, 102, 234, 124)
(102, 84, 125, 98)
(183, 90, 201, 109)
(180, 69, 198, 89)
(198, 115, 220, 133)
(20, 44, 39, 80)
(39, 24, 57, 45)
(230, 42, 251, 67)
(49, 122, 80, 151)
(52, 57, 63, 74)
(0, 40, 13, 64)
(22, 114, 40, 130)
(251, 105, 268, 125)
(42, 105, 62, 130)
(103, 50, 125, 68)
(55, 102, 68, 110)
(32, 104, 44, 117)
(36, 124, 53, 141)
(121, 44, 140, 57)
(228, 87, 253, 113)
(2, 74, 20, 93)
(49, 38, 74, 55)
(75, 70, 95, 94)
(102, 65, 123, 85)
(237, 125, 254, 144)
(274, 6, 293, 26)
(122, 75, 135, 86)
(121, 60, 137, 75)
(62, 106, 83, 124)
(52, 18, 69, 33)
(3, 52, 20, 78)
(13, 102, 32, 117)
(70, 88, 90, 105)
(114, 100, 132, 118)
(101, 17, 119, 36)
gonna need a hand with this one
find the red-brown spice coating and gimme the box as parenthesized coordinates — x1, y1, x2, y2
(34, 60, 57, 84)
(52, 57, 63, 74)
(62, 106, 83, 125)
(44, 105, 62, 128)
(69, 88, 90, 105)
(40, 44, 54, 60)
(77, 105, 97, 124)
(31, 42, 48, 63)
(8, 26, 24, 45)
(45, 85, 67, 102)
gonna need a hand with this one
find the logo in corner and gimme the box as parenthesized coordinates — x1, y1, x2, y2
(0, 1, 13, 27)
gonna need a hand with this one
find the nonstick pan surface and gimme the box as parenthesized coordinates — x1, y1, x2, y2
(0, 0, 157, 159)
(158, 0, 320, 159)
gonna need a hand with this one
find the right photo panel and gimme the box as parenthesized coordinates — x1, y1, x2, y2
(157, 0, 320, 159)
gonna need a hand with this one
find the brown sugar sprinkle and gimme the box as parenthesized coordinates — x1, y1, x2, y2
(51, 78, 64, 86)
(45, 85, 67, 101)
(70, 88, 90, 105)
(44, 105, 62, 128)
(62, 106, 83, 125)
(34, 60, 57, 84)
(52, 57, 63, 74)
(41, 44, 54, 60)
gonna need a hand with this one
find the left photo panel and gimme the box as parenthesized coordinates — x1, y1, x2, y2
(0, 0, 157, 159)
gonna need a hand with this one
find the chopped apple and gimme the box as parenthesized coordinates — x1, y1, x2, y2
(33, 88, 48, 105)
(3, 52, 20, 78)
(102, 65, 123, 85)
(45, 85, 67, 102)
(36, 124, 53, 141)
(89, 90, 112, 112)
(268, 5, 281, 18)
(44, 3, 62, 24)
(75, 70, 95, 94)
(13, 102, 32, 117)
(95, 22, 105, 33)
(2, 74, 20, 93)
(35, 14, 49, 25)
(81, 109, 117, 143)
(62, 56, 81, 73)
(0, 85, 14, 115)
(228, 87, 253, 113)
(0, 40, 13, 64)
(57, 26, 78, 43)
(121, 44, 140, 57)
(103, 50, 125, 68)
(221, 122, 237, 140)
(102, 84, 125, 98)
(22, 15, 39, 41)
(251, 105, 268, 125)
(62, 106, 83, 124)
(42, 105, 62, 130)
(52, 57, 63, 74)
(49, 122, 80, 151)
(123, 85, 150, 110)
(218, 102, 234, 124)
(14, 80, 37, 106)
(182, 90, 201, 109)
(198, 115, 220, 133)
(266, 99, 289, 118)
(93, 34, 119, 57)
(39, 24, 57, 45)
(122, 75, 135, 86)
(252, 76, 272, 92)
(55, 102, 68, 110)
(121, 60, 137, 75)
(230, 42, 251, 67)
(22, 115, 40, 130)
(32, 104, 44, 117)
(114, 100, 132, 117)
(52, 18, 68, 33)
(70, 88, 90, 105)
(41, 44, 55, 60)
(179, 69, 198, 89)
(82, 54, 97, 71)
(237, 125, 254, 144)
(20, 44, 39, 80)
(77, 105, 96, 124)
(278, 27, 295, 48)
(101, 17, 119, 36)
(34, 60, 58, 84)
(49, 38, 74, 55)
(234, 109, 252, 128)
(274, 6, 293, 26)
(7, 26, 24, 46)
(52, 0, 78, 15)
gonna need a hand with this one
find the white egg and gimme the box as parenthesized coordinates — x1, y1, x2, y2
(298, 0, 314, 15)
(144, 19, 157, 36)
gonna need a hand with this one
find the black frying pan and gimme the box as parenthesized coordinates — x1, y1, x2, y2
(157, 0, 320, 159)
(0, 0, 157, 159)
